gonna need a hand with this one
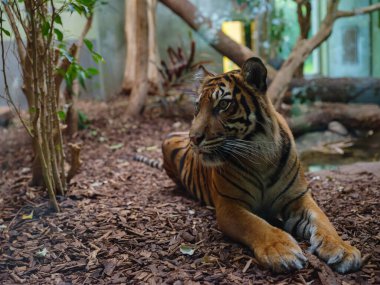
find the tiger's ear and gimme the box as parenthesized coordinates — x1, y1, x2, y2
(195, 65, 215, 79)
(193, 65, 215, 89)
(241, 57, 267, 93)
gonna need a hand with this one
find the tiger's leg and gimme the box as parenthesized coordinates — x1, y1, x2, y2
(283, 193, 361, 273)
(214, 197, 307, 272)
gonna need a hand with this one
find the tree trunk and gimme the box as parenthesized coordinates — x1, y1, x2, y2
(159, 0, 277, 79)
(288, 102, 380, 137)
(126, 0, 149, 116)
(294, 0, 311, 78)
(147, 0, 162, 93)
(123, 0, 160, 94)
(284, 77, 380, 104)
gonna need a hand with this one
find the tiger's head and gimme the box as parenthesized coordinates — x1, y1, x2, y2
(189, 57, 276, 166)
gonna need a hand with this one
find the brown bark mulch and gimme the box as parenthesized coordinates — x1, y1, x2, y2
(0, 100, 379, 284)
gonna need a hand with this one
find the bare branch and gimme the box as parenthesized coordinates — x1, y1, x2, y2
(2, 4, 26, 64)
(75, 15, 93, 62)
(0, 9, 33, 138)
(336, 3, 380, 18)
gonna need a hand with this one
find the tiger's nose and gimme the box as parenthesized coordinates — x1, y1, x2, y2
(190, 133, 205, 146)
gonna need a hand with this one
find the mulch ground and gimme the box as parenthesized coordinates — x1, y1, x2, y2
(1, 99, 379, 285)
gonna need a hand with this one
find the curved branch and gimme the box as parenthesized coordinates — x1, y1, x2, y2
(2, 4, 26, 64)
(336, 3, 380, 18)
(159, 0, 277, 79)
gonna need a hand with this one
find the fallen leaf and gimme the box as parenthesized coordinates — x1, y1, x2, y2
(179, 244, 195, 256)
(108, 143, 124, 150)
(22, 211, 33, 220)
(36, 248, 48, 257)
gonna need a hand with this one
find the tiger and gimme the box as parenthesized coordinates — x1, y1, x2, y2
(158, 57, 362, 273)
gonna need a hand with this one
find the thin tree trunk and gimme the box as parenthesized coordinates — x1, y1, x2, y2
(294, 0, 311, 78)
(123, 0, 137, 91)
(147, 0, 162, 93)
(126, 0, 149, 116)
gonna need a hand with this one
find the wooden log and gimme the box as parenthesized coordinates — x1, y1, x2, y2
(285, 77, 380, 104)
(288, 102, 380, 137)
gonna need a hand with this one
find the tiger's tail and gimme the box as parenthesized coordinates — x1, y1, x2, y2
(132, 154, 163, 170)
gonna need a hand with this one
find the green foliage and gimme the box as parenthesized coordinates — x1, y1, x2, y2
(78, 110, 89, 129)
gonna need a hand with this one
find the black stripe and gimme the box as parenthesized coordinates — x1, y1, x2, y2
(224, 125, 240, 132)
(229, 158, 263, 190)
(267, 126, 292, 188)
(302, 212, 312, 238)
(270, 162, 300, 207)
(219, 172, 256, 201)
(202, 167, 213, 206)
(233, 77, 266, 135)
(281, 189, 309, 216)
(226, 117, 248, 125)
(170, 145, 188, 162)
(195, 159, 205, 204)
(213, 181, 253, 210)
(178, 148, 190, 174)
(186, 157, 195, 196)
(291, 209, 307, 236)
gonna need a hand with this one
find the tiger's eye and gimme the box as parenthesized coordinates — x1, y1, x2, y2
(218, 100, 230, 110)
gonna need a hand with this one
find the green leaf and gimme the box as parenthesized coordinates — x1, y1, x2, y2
(86, 67, 99, 76)
(92, 52, 104, 64)
(57, 110, 66, 121)
(0, 27, 11, 37)
(62, 50, 74, 63)
(83, 38, 93, 51)
(42, 21, 50, 36)
(179, 244, 195, 256)
(54, 28, 63, 41)
(54, 14, 63, 26)
(78, 70, 87, 89)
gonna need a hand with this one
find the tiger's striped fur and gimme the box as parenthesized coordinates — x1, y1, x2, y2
(161, 58, 361, 273)
(133, 154, 163, 170)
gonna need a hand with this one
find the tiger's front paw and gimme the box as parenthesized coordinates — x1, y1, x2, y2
(310, 233, 362, 273)
(254, 229, 307, 273)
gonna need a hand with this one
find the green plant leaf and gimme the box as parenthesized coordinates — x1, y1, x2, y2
(57, 110, 66, 121)
(54, 14, 63, 26)
(86, 67, 99, 76)
(92, 52, 105, 64)
(42, 21, 50, 36)
(0, 27, 11, 37)
(54, 28, 63, 41)
(78, 70, 87, 89)
(84, 38, 93, 51)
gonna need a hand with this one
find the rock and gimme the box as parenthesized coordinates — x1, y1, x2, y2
(328, 121, 348, 136)
(0, 107, 13, 127)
